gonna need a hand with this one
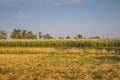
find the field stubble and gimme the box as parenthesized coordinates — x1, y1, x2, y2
(0, 53, 120, 80)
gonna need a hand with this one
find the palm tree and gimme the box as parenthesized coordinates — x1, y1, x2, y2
(32, 34, 37, 39)
(0, 31, 7, 39)
(11, 29, 37, 39)
(27, 31, 33, 39)
(11, 29, 22, 39)
(26, 31, 37, 39)
(11, 29, 17, 39)
(23, 30, 27, 39)
(37, 32, 42, 39)
(43, 34, 53, 39)
(17, 29, 22, 39)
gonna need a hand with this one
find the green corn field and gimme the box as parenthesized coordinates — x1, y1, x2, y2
(0, 39, 120, 48)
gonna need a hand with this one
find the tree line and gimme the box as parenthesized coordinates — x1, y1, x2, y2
(0, 29, 108, 40)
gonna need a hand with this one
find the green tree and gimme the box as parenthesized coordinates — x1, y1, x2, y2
(27, 31, 33, 39)
(77, 34, 83, 39)
(66, 36, 71, 39)
(43, 34, 53, 39)
(37, 32, 42, 39)
(27, 31, 37, 39)
(11, 29, 37, 39)
(59, 37, 64, 39)
(10, 29, 22, 39)
(23, 30, 27, 39)
(0, 31, 7, 39)
(89, 36, 101, 39)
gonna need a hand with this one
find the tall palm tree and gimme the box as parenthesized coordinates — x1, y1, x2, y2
(17, 29, 22, 39)
(37, 32, 42, 39)
(27, 31, 33, 39)
(46, 34, 50, 39)
(11, 29, 17, 39)
(23, 30, 27, 39)
(11, 29, 22, 39)
(0, 31, 7, 39)
(27, 31, 37, 39)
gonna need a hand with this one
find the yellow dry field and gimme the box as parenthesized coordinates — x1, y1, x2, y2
(0, 47, 115, 54)
(0, 53, 120, 80)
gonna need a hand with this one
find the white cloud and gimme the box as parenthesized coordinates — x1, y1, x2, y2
(16, 11, 32, 19)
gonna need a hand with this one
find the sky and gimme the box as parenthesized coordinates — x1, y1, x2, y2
(0, 0, 120, 38)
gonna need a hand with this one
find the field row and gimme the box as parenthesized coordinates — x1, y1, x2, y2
(0, 47, 116, 54)
(0, 39, 120, 48)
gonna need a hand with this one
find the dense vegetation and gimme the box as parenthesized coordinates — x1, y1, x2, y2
(0, 39, 120, 48)
(10, 29, 37, 39)
(0, 31, 7, 39)
(0, 29, 114, 39)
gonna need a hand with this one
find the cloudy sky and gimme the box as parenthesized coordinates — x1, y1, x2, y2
(0, 0, 120, 38)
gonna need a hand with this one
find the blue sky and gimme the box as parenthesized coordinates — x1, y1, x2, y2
(0, 0, 120, 38)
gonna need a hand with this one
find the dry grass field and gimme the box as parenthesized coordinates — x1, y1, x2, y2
(0, 39, 120, 80)
(0, 53, 120, 80)
(0, 47, 116, 54)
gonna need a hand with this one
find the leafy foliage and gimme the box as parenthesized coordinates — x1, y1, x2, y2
(0, 31, 7, 39)
(10, 29, 37, 39)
